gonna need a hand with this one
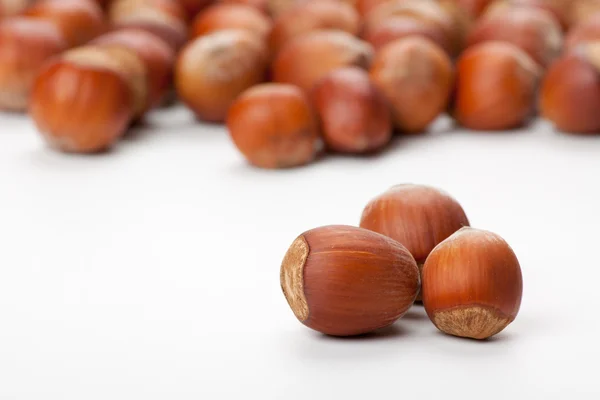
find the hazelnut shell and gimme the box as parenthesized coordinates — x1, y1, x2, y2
(422, 227, 523, 340)
(227, 83, 322, 169)
(281, 224, 420, 336)
(91, 29, 175, 110)
(540, 42, 600, 134)
(360, 184, 469, 301)
(369, 36, 454, 134)
(273, 30, 373, 94)
(175, 29, 268, 122)
(466, 6, 563, 68)
(24, 0, 106, 47)
(29, 54, 134, 153)
(0, 18, 68, 112)
(454, 41, 541, 131)
(268, 1, 360, 54)
(311, 67, 392, 154)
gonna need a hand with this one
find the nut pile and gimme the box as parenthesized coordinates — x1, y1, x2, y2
(0, 0, 599, 156)
(280, 184, 524, 340)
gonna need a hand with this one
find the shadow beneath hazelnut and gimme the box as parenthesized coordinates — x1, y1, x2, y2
(433, 329, 516, 344)
(0, 112, 28, 126)
(325, 145, 390, 160)
(402, 308, 428, 321)
(447, 117, 534, 135)
(193, 117, 224, 127)
(122, 121, 151, 141)
(28, 145, 119, 167)
(315, 324, 408, 342)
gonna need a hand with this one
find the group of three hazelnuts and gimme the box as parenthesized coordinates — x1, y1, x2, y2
(280, 184, 523, 340)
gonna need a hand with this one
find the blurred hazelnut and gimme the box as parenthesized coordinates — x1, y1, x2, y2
(227, 83, 322, 169)
(0, 18, 68, 112)
(364, 0, 461, 56)
(24, 0, 106, 47)
(540, 41, 600, 134)
(273, 30, 373, 94)
(369, 36, 454, 134)
(268, 0, 360, 54)
(191, 3, 271, 39)
(467, 6, 562, 68)
(362, 15, 452, 54)
(312, 67, 392, 154)
(92, 28, 175, 110)
(454, 41, 541, 131)
(175, 29, 268, 122)
(30, 46, 139, 153)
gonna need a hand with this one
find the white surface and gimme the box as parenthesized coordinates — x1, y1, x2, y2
(0, 107, 599, 399)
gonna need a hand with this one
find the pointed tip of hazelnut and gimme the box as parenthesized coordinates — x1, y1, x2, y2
(431, 305, 512, 340)
(280, 235, 309, 322)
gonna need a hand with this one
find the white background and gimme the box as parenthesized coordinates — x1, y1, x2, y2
(0, 107, 599, 399)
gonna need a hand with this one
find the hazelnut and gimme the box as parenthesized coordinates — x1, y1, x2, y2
(280, 225, 420, 336)
(91, 28, 175, 110)
(485, 0, 572, 31)
(565, 13, 600, 51)
(273, 30, 373, 94)
(219, 0, 269, 14)
(0, 0, 34, 17)
(453, 41, 541, 131)
(190, 3, 272, 40)
(467, 6, 562, 68)
(369, 36, 453, 134)
(175, 30, 268, 122)
(109, 0, 188, 51)
(24, 0, 106, 47)
(540, 42, 600, 134)
(311, 67, 392, 154)
(422, 227, 523, 340)
(29, 46, 140, 153)
(268, 0, 360, 54)
(0, 18, 68, 112)
(83, 45, 149, 118)
(362, 15, 452, 54)
(364, 0, 461, 56)
(360, 184, 469, 301)
(227, 83, 321, 169)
